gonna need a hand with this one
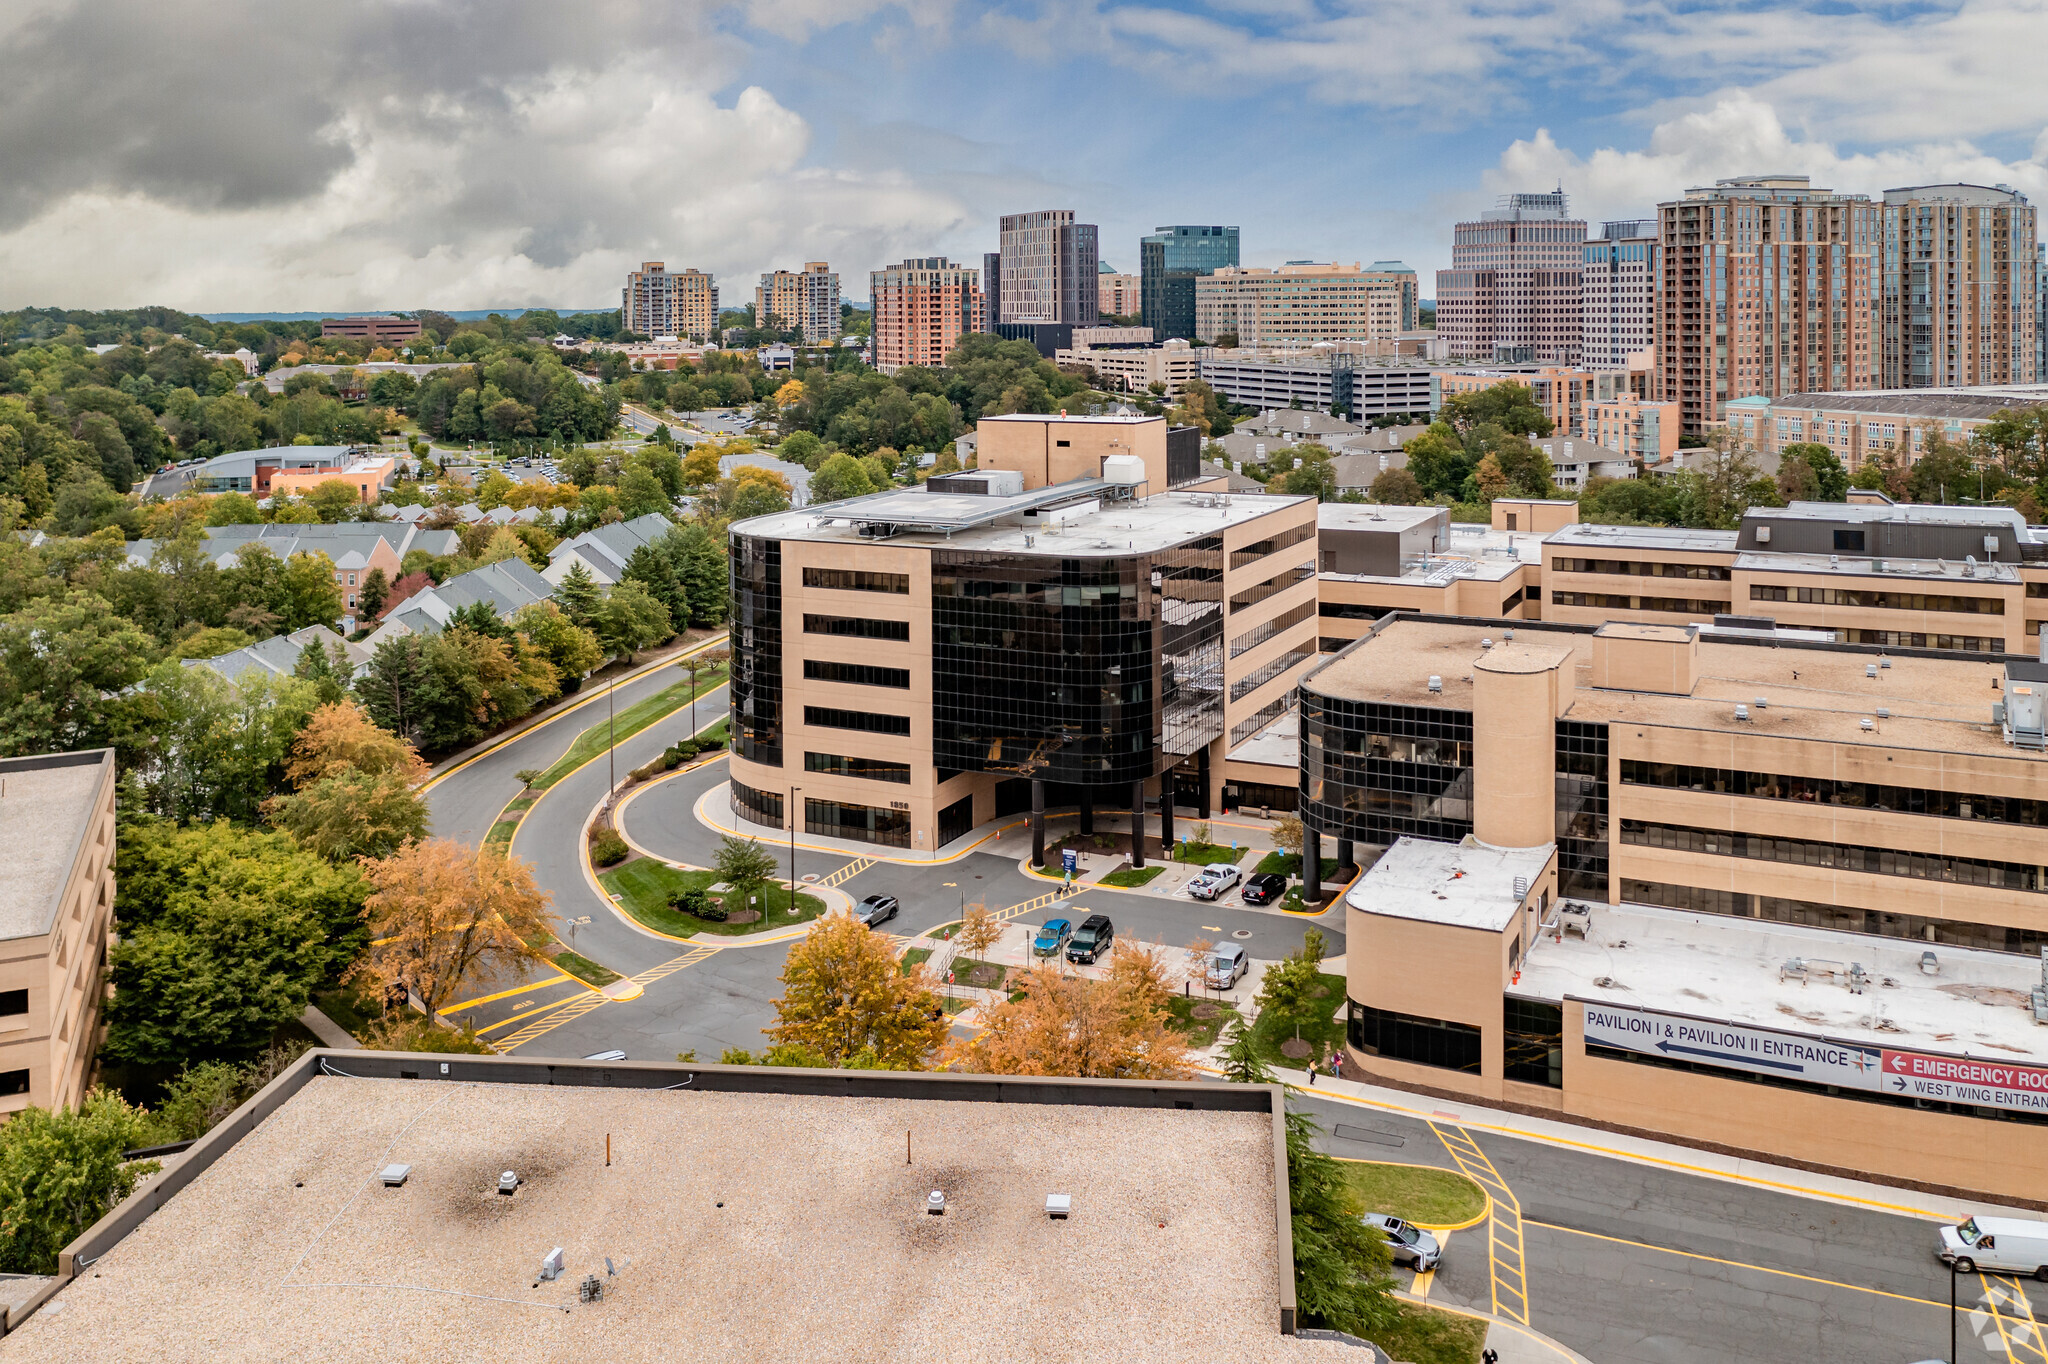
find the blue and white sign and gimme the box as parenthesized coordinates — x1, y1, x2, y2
(1062, 848, 1079, 875)
(1579, 1000, 1884, 1092)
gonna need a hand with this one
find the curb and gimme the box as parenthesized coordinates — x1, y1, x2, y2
(1328, 1156, 1495, 1233)
(1392, 1292, 1594, 1364)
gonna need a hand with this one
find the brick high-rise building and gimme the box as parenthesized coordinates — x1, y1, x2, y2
(622, 262, 719, 341)
(1879, 184, 2038, 389)
(1581, 220, 1657, 369)
(996, 210, 1098, 325)
(1654, 176, 1878, 437)
(755, 261, 842, 344)
(1436, 191, 1587, 364)
(1098, 262, 1141, 319)
(868, 258, 985, 374)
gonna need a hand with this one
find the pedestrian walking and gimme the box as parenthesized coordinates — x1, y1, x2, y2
(1305, 1062, 1317, 1086)
(1331, 1051, 1342, 1081)
(1482, 1349, 1498, 1364)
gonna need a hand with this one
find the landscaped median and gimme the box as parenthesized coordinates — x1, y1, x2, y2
(597, 858, 825, 939)
(1336, 1160, 1489, 1231)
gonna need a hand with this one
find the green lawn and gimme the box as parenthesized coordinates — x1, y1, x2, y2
(1369, 1304, 1489, 1364)
(1166, 994, 1240, 1048)
(945, 957, 1007, 990)
(530, 665, 728, 790)
(926, 921, 961, 940)
(486, 818, 521, 847)
(1099, 865, 1163, 888)
(1172, 841, 1246, 866)
(1251, 971, 1348, 1066)
(1254, 851, 1341, 880)
(597, 860, 824, 937)
(1336, 1160, 1487, 1228)
(552, 949, 622, 988)
(900, 947, 933, 974)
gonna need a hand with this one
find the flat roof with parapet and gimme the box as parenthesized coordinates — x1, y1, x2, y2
(1517, 900, 2048, 1064)
(1345, 835, 1552, 933)
(976, 413, 1164, 426)
(1317, 503, 1443, 535)
(0, 750, 109, 941)
(2, 1066, 1347, 1364)
(1762, 499, 2032, 531)
(1227, 705, 1300, 772)
(732, 485, 1312, 558)
(1731, 551, 2021, 583)
(1305, 615, 2044, 759)
(1545, 522, 1743, 554)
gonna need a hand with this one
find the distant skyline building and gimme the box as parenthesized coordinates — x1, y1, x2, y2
(996, 210, 1098, 325)
(1140, 225, 1240, 341)
(1654, 175, 1877, 435)
(1879, 184, 2038, 389)
(755, 261, 841, 344)
(1436, 190, 1587, 364)
(622, 261, 719, 341)
(1098, 261, 1141, 319)
(868, 257, 984, 373)
(1581, 220, 1657, 369)
(1193, 262, 1416, 348)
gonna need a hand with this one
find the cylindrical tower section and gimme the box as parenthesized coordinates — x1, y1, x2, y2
(1471, 642, 1567, 849)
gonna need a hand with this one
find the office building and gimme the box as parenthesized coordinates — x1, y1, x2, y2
(265, 456, 399, 506)
(1436, 191, 1587, 364)
(0, 748, 116, 1119)
(1880, 185, 2039, 389)
(1654, 176, 1878, 437)
(1054, 337, 1203, 396)
(996, 210, 1099, 325)
(1721, 385, 2048, 471)
(9, 1049, 1315, 1351)
(183, 443, 366, 497)
(1581, 220, 1657, 368)
(755, 261, 841, 344)
(319, 315, 422, 343)
(2040, 241, 2048, 384)
(1304, 613, 2048, 1202)
(1194, 263, 1417, 348)
(1097, 262, 1141, 318)
(622, 262, 719, 342)
(1140, 225, 1240, 341)
(1199, 352, 1439, 423)
(868, 257, 985, 374)
(726, 413, 1318, 860)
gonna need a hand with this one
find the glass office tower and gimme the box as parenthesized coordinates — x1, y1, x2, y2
(1141, 226, 1240, 340)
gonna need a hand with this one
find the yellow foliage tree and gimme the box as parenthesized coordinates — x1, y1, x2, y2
(283, 701, 429, 787)
(767, 915, 949, 1069)
(951, 942, 1194, 1079)
(353, 839, 556, 1014)
(1475, 452, 1509, 502)
(954, 902, 1001, 960)
(772, 379, 806, 409)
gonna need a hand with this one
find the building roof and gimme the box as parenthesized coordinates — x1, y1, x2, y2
(1307, 614, 2046, 761)
(1533, 436, 1626, 466)
(1317, 503, 1442, 535)
(1764, 388, 2048, 421)
(1226, 705, 1299, 772)
(6, 1059, 1319, 1362)
(1758, 499, 2032, 533)
(0, 750, 111, 942)
(1729, 550, 2020, 583)
(1345, 835, 1551, 932)
(184, 624, 369, 683)
(1330, 451, 1407, 488)
(366, 559, 554, 647)
(1240, 411, 1365, 437)
(547, 513, 676, 579)
(1199, 461, 1268, 493)
(1545, 522, 1742, 554)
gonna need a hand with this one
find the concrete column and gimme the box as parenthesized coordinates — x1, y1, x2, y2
(1130, 779, 1147, 869)
(1079, 788, 1094, 836)
(1159, 778, 1175, 856)
(1197, 746, 1212, 820)
(1030, 779, 1046, 867)
(1473, 642, 1569, 849)
(1337, 838, 1355, 879)
(1303, 827, 1322, 901)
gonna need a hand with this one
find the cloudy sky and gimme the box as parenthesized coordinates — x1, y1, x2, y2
(3, 0, 2047, 313)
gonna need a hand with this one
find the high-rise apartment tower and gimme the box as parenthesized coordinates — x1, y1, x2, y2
(622, 262, 719, 341)
(996, 210, 1099, 325)
(868, 258, 985, 374)
(1581, 220, 1657, 369)
(1436, 191, 1587, 364)
(755, 262, 842, 344)
(1879, 184, 2038, 389)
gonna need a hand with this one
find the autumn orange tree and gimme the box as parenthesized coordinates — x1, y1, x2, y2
(264, 701, 431, 860)
(767, 914, 949, 1069)
(952, 939, 1194, 1079)
(353, 839, 555, 1014)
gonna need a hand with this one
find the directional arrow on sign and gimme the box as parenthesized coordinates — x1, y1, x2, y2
(1655, 1040, 1807, 1073)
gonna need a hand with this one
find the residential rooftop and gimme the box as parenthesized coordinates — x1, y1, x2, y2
(1749, 387, 2048, 420)
(0, 750, 110, 941)
(1346, 835, 1551, 933)
(3, 1065, 1343, 1363)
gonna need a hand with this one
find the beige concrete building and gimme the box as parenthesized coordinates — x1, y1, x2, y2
(727, 414, 1317, 860)
(1054, 338, 1204, 396)
(1582, 394, 1679, 462)
(1723, 385, 2048, 473)
(1194, 262, 1417, 348)
(754, 261, 840, 344)
(622, 262, 719, 342)
(868, 257, 985, 375)
(1303, 614, 2048, 1202)
(0, 749, 116, 1118)
(1436, 191, 1587, 364)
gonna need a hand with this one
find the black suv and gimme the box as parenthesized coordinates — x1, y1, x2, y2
(1065, 914, 1115, 964)
(1239, 872, 1288, 905)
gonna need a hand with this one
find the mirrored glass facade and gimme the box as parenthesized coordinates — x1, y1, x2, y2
(1555, 719, 1608, 899)
(1300, 692, 1475, 845)
(730, 534, 782, 766)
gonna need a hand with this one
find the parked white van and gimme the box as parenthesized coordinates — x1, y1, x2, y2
(1939, 1216, 2048, 1278)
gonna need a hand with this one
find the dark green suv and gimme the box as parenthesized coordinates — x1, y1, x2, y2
(1065, 914, 1115, 964)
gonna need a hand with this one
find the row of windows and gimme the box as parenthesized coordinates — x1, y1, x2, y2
(803, 614, 910, 641)
(1621, 759, 2048, 828)
(802, 566, 909, 595)
(1620, 820, 2041, 891)
(1349, 1002, 1482, 1075)
(1319, 602, 1394, 620)
(1228, 560, 1315, 613)
(1551, 591, 1727, 615)
(1231, 647, 1313, 702)
(803, 751, 911, 784)
(1749, 584, 2004, 615)
(805, 797, 911, 849)
(1621, 878, 2048, 956)
(1503, 998, 1565, 1088)
(803, 705, 910, 736)
(731, 536, 784, 768)
(1230, 690, 1294, 745)
(1834, 628, 2002, 653)
(1230, 599, 1316, 658)
(1552, 557, 1730, 581)
(731, 779, 785, 829)
(803, 659, 911, 690)
(1228, 521, 1318, 571)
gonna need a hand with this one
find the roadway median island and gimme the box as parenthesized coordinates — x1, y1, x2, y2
(1335, 1160, 1489, 1230)
(598, 859, 826, 938)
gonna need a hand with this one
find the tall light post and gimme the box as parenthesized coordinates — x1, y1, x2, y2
(787, 784, 801, 909)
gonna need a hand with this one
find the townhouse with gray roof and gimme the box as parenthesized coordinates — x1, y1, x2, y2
(542, 512, 675, 586)
(363, 558, 555, 648)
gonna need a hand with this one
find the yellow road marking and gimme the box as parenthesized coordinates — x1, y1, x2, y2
(1432, 1122, 1529, 1325)
(1411, 1229, 1449, 1298)
(474, 990, 598, 1036)
(493, 945, 722, 1052)
(819, 856, 875, 889)
(437, 975, 568, 1015)
(1982, 1275, 2048, 1364)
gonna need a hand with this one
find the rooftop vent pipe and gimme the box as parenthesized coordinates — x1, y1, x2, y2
(927, 1190, 946, 1216)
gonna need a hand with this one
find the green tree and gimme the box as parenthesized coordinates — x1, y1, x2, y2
(624, 541, 686, 625)
(1908, 427, 1982, 504)
(715, 833, 779, 896)
(589, 578, 673, 658)
(1368, 466, 1425, 504)
(810, 452, 878, 503)
(676, 523, 730, 625)
(294, 638, 354, 705)
(358, 566, 391, 621)
(1401, 421, 1474, 499)
(1253, 928, 1330, 1045)
(1441, 380, 1552, 437)
(726, 478, 791, 521)
(305, 480, 363, 523)
(114, 664, 319, 824)
(0, 592, 156, 757)
(552, 559, 601, 625)
(1218, 1015, 1275, 1084)
(1285, 1108, 1399, 1337)
(0, 1090, 162, 1273)
(279, 551, 343, 629)
(512, 600, 603, 683)
(205, 491, 263, 525)
(615, 463, 671, 518)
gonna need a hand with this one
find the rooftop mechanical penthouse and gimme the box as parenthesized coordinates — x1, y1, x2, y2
(725, 414, 1320, 861)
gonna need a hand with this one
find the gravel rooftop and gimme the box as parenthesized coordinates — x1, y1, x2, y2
(0, 1076, 1355, 1364)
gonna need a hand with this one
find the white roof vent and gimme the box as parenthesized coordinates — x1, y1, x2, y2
(1504, 629, 1515, 641)
(927, 1190, 947, 1216)
(1860, 717, 1876, 731)
(380, 1164, 411, 1187)
(1829, 554, 1839, 568)
(1876, 707, 1892, 719)
(1866, 663, 1879, 678)
(498, 1170, 519, 1196)
(1481, 638, 1494, 649)
(539, 1247, 565, 1282)
(1756, 525, 1771, 543)
(1427, 675, 1443, 693)
(1753, 697, 1767, 709)
(1046, 1193, 1072, 1221)
(1734, 704, 1751, 722)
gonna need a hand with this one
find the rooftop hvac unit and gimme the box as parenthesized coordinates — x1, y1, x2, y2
(1480, 638, 1494, 650)
(1860, 718, 1875, 731)
(1427, 675, 1443, 693)
(1734, 705, 1750, 722)
(927, 1190, 947, 1216)
(380, 1164, 411, 1187)
(1046, 1194, 1072, 1221)
(1754, 697, 1767, 709)
(1866, 664, 1879, 678)
(1101, 455, 1146, 487)
(539, 1247, 565, 1282)
(1876, 707, 1891, 719)
(1756, 525, 1772, 543)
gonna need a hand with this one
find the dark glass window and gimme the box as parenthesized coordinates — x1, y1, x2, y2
(0, 990, 24, 1018)
(805, 797, 910, 848)
(1299, 690, 1475, 846)
(0, 1070, 24, 1097)
(803, 752, 911, 784)
(803, 659, 911, 689)
(803, 614, 910, 641)
(1551, 591, 1727, 615)
(1349, 1001, 1481, 1075)
(1550, 556, 1729, 581)
(731, 779, 785, 829)
(1833, 629, 2001, 653)
(1620, 821, 2041, 892)
(1833, 528, 1866, 553)
(938, 795, 975, 849)
(803, 706, 911, 736)
(802, 567, 909, 594)
(1749, 583, 2003, 615)
(1229, 521, 1317, 570)
(1230, 599, 1316, 657)
(1503, 998, 1564, 1088)
(729, 535, 783, 766)
(1620, 759, 2048, 830)
(1555, 720, 1608, 900)
(1229, 559, 1315, 613)
(1231, 646, 1313, 701)
(1620, 878, 2048, 956)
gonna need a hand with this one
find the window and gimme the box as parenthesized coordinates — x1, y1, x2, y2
(1229, 600, 1315, 657)
(803, 614, 910, 641)
(1503, 998, 1563, 1088)
(805, 796, 911, 849)
(1229, 559, 1315, 613)
(0, 1070, 25, 1098)
(1349, 1001, 1482, 1074)
(804, 706, 911, 736)
(802, 566, 909, 594)
(803, 752, 911, 784)
(803, 659, 911, 689)
(1231, 647, 1312, 701)
(1833, 529, 1866, 553)
(0, 990, 24, 1018)
(730, 780, 784, 829)
(1620, 822, 2040, 892)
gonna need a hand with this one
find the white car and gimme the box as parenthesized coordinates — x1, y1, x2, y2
(1187, 863, 1243, 901)
(1362, 1213, 1442, 1270)
(1206, 942, 1248, 990)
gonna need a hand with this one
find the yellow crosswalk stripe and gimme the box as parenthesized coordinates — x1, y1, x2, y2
(819, 857, 875, 889)
(1430, 1122, 1530, 1325)
(493, 946, 722, 1052)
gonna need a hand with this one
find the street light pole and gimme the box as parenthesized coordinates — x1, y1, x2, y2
(607, 678, 617, 795)
(788, 785, 801, 907)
